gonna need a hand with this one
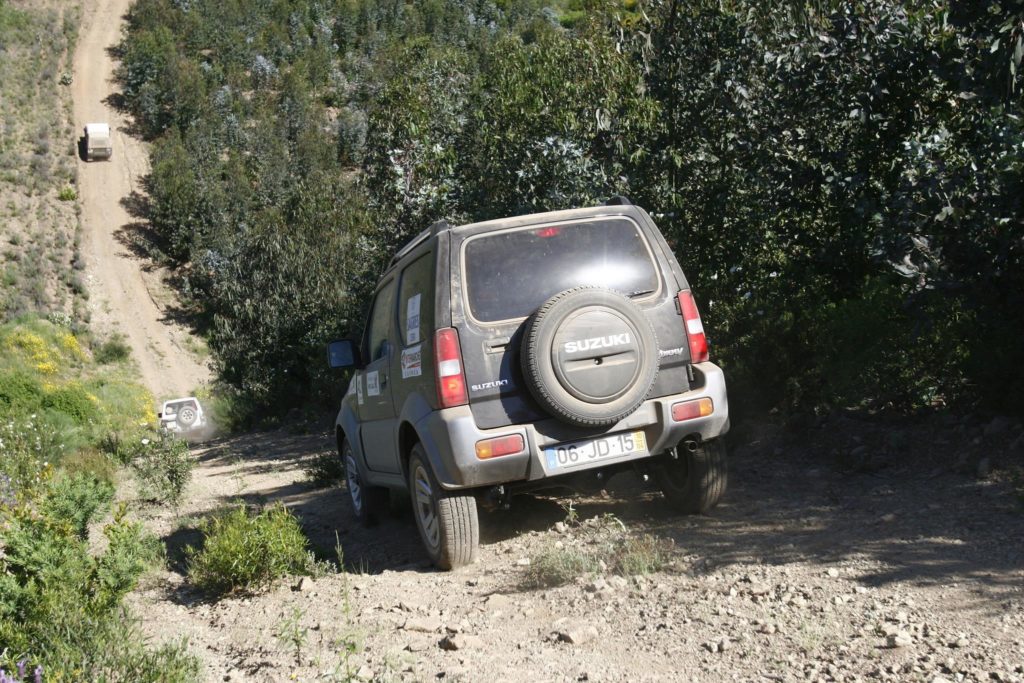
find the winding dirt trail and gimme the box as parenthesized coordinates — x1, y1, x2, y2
(72, 0, 209, 400)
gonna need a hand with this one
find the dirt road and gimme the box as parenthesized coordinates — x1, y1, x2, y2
(125, 416, 1024, 683)
(72, 0, 209, 401)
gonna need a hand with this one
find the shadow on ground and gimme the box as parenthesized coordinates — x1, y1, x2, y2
(171, 418, 1024, 608)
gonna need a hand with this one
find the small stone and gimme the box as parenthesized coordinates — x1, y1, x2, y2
(355, 666, 374, 681)
(405, 637, 431, 652)
(556, 623, 599, 645)
(293, 576, 313, 592)
(827, 568, 840, 578)
(516, 558, 531, 567)
(440, 634, 483, 651)
(485, 594, 511, 609)
(717, 637, 731, 652)
(554, 522, 568, 533)
(879, 513, 897, 523)
(402, 616, 442, 633)
(749, 582, 771, 596)
(951, 637, 969, 649)
(586, 578, 610, 593)
(887, 632, 913, 648)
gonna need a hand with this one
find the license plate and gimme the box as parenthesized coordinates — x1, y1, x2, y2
(544, 431, 648, 471)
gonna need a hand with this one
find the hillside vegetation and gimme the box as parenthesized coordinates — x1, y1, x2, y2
(0, 0, 85, 322)
(0, 316, 200, 679)
(117, 0, 1024, 416)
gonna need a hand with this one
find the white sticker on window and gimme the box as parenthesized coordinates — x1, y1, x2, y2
(366, 371, 380, 397)
(406, 293, 421, 344)
(401, 345, 422, 379)
(356, 375, 364, 405)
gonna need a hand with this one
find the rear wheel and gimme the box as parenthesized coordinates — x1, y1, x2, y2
(408, 445, 479, 569)
(341, 439, 388, 526)
(654, 439, 728, 513)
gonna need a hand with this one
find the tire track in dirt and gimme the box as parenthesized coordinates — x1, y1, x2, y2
(72, 0, 210, 401)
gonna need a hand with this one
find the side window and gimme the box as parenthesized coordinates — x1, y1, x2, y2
(398, 253, 433, 347)
(366, 279, 396, 362)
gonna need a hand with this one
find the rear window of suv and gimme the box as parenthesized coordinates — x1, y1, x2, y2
(463, 217, 660, 323)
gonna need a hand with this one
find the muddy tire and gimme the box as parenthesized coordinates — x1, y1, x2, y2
(521, 286, 659, 427)
(654, 439, 728, 513)
(408, 445, 478, 569)
(341, 439, 388, 526)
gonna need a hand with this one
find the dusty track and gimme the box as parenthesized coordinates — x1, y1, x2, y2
(72, 0, 209, 400)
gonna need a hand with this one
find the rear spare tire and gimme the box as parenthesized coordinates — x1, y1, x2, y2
(177, 404, 198, 427)
(521, 286, 659, 427)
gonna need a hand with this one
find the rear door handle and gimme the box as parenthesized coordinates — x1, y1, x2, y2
(485, 337, 511, 353)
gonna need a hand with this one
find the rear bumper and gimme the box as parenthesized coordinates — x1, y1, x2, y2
(419, 362, 729, 490)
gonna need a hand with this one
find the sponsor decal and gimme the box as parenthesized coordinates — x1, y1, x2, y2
(366, 371, 381, 397)
(470, 378, 510, 392)
(401, 345, 423, 379)
(564, 333, 631, 354)
(356, 375, 364, 405)
(658, 346, 687, 358)
(406, 293, 421, 344)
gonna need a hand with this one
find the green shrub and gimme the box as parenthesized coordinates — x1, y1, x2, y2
(0, 506, 185, 680)
(302, 450, 343, 488)
(57, 186, 76, 201)
(38, 471, 115, 538)
(186, 504, 314, 594)
(523, 516, 675, 588)
(0, 370, 44, 412)
(0, 414, 56, 502)
(60, 447, 117, 485)
(94, 335, 132, 364)
(131, 432, 193, 505)
(41, 383, 98, 423)
(523, 546, 600, 588)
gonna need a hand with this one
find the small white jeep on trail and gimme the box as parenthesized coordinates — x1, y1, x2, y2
(158, 397, 205, 434)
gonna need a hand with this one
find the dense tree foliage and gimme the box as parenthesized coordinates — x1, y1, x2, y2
(117, 0, 1024, 415)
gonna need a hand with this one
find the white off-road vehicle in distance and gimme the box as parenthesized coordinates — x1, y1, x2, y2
(83, 122, 112, 161)
(158, 397, 205, 434)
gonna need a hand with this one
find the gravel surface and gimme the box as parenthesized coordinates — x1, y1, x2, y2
(125, 414, 1024, 682)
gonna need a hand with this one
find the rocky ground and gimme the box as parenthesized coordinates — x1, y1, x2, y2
(124, 413, 1024, 683)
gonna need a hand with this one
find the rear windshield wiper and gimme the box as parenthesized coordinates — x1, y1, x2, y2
(627, 289, 655, 298)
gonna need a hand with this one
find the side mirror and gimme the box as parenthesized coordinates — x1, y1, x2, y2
(327, 339, 360, 369)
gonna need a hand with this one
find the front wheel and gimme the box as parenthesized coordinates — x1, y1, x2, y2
(341, 439, 388, 526)
(408, 445, 479, 569)
(653, 439, 728, 513)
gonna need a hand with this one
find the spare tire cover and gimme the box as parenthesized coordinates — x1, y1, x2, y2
(521, 287, 659, 427)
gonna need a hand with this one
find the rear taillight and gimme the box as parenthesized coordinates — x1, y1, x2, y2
(475, 434, 525, 460)
(671, 397, 714, 422)
(677, 290, 709, 363)
(435, 328, 468, 408)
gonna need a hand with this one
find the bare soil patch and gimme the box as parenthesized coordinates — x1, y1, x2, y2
(125, 414, 1024, 682)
